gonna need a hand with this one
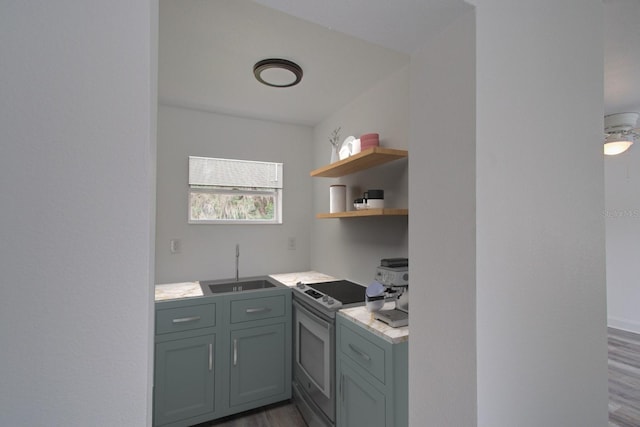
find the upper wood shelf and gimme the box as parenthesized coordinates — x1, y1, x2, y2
(310, 147, 408, 178)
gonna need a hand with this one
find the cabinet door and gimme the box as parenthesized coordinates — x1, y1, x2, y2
(154, 335, 215, 426)
(229, 323, 285, 407)
(338, 361, 386, 427)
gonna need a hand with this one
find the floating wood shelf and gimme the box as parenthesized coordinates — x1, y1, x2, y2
(310, 147, 408, 178)
(316, 208, 408, 219)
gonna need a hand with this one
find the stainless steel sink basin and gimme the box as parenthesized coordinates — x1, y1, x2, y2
(199, 276, 280, 294)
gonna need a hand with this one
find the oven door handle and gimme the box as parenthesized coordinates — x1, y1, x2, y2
(293, 299, 331, 329)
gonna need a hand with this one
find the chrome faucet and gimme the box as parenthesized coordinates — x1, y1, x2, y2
(235, 243, 240, 282)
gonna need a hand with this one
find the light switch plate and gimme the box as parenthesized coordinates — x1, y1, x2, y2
(287, 237, 296, 250)
(170, 239, 181, 254)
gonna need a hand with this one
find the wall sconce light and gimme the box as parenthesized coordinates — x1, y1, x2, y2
(253, 58, 303, 88)
(604, 112, 638, 156)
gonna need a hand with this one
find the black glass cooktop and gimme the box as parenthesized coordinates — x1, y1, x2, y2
(307, 280, 366, 305)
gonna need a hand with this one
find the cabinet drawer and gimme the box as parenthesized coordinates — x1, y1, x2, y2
(156, 303, 216, 334)
(230, 295, 285, 324)
(339, 324, 386, 383)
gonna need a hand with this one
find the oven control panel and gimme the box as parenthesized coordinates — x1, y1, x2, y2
(293, 282, 341, 311)
(304, 289, 323, 299)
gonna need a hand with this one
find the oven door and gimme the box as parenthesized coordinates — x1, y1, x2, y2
(293, 299, 335, 422)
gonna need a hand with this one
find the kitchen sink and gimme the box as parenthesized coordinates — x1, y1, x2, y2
(200, 276, 281, 294)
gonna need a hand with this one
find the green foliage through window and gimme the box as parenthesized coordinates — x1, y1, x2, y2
(189, 190, 278, 223)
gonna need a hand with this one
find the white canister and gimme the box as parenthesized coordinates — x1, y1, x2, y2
(350, 138, 361, 155)
(329, 185, 346, 213)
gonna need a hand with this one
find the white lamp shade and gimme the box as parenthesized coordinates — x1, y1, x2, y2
(604, 113, 638, 155)
(604, 139, 633, 156)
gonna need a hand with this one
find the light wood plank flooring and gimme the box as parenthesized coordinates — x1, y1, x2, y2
(194, 400, 307, 427)
(609, 327, 640, 427)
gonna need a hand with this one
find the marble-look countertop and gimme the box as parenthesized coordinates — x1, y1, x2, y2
(155, 271, 335, 302)
(269, 271, 337, 287)
(155, 272, 408, 344)
(155, 282, 203, 301)
(339, 303, 409, 344)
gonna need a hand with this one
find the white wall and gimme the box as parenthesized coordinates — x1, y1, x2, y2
(0, 1, 155, 425)
(409, 1, 608, 426)
(473, 1, 608, 426)
(156, 105, 313, 283)
(409, 8, 477, 426)
(606, 147, 640, 333)
(311, 66, 409, 284)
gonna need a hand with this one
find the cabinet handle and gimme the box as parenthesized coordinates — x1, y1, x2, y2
(245, 307, 271, 314)
(208, 343, 213, 372)
(348, 344, 371, 361)
(233, 338, 238, 367)
(172, 316, 201, 324)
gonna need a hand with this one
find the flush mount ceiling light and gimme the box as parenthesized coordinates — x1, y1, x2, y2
(253, 58, 303, 88)
(604, 112, 639, 156)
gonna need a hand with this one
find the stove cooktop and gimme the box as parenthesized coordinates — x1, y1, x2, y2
(292, 279, 366, 312)
(307, 280, 366, 305)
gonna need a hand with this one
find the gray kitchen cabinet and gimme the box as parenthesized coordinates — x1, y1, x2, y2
(339, 360, 386, 427)
(154, 300, 219, 427)
(225, 290, 292, 412)
(154, 334, 216, 426)
(153, 287, 291, 427)
(229, 323, 286, 406)
(336, 314, 408, 427)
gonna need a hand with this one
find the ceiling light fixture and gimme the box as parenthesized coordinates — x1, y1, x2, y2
(604, 112, 638, 156)
(253, 58, 303, 88)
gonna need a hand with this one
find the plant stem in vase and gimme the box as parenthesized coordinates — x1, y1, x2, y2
(328, 126, 341, 164)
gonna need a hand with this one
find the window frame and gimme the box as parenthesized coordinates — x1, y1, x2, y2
(187, 156, 284, 225)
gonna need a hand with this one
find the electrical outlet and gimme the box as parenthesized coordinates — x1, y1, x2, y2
(287, 237, 296, 250)
(170, 239, 181, 254)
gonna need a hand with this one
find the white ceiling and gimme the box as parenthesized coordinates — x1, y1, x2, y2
(158, 0, 640, 126)
(158, 0, 410, 126)
(252, 0, 471, 54)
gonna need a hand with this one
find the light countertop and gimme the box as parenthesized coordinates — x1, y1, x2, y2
(339, 303, 409, 344)
(269, 271, 337, 287)
(154, 271, 333, 302)
(155, 272, 409, 343)
(155, 282, 203, 301)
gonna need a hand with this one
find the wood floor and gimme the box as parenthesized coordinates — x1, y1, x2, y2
(193, 329, 640, 427)
(609, 327, 640, 427)
(194, 400, 307, 427)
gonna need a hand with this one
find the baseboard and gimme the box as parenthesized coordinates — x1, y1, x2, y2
(608, 317, 640, 335)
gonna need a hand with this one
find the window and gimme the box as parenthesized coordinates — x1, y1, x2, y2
(188, 156, 283, 224)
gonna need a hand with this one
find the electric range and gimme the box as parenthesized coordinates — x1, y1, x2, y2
(291, 279, 366, 427)
(291, 279, 366, 317)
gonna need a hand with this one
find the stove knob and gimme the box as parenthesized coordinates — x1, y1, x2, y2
(296, 282, 305, 289)
(327, 298, 335, 305)
(322, 295, 329, 302)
